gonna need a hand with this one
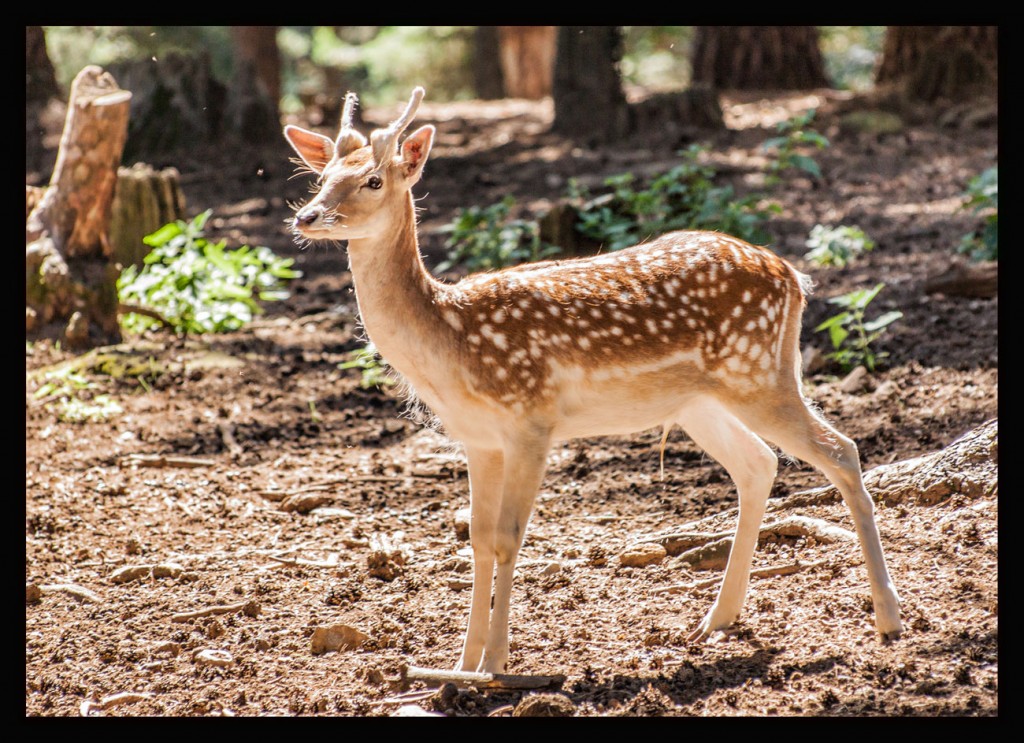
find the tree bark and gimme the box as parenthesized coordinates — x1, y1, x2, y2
(109, 164, 187, 270)
(229, 26, 281, 105)
(26, 66, 132, 348)
(691, 26, 829, 90)
(875, 26, 997, 101)
(473, 26, 505, 99)
(552, 26, 629, 144)
(497, 26, 556, 99)
(26, 26, 60, 104)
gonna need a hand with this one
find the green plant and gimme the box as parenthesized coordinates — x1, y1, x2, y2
(436, 196, 560, 273)
(32, 365, 123, 423)
(762, 110, 830, 185)
(957, 166, 997, 261)
(803, 224, 875, 267)
(338, 342, 394, 390)
(118, 210, 301, 335)
(570, 145, 779, 252)
(814, 283, 902, 373)
(818, 26, 886, 92)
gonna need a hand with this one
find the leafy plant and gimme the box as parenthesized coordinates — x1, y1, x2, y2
(118, 210, 301, 335)
(803, 224, 875, 267)
(814, 283, 902, 373)
(33, 365, 123, 423)
(339, 342, 394, 390)
(436, 196, 560, 273)
(957, 166, 997, 262)
(762, 110, 830, 185)
(570, 145, 778, 252)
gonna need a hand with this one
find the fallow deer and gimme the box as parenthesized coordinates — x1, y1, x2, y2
(283, 87, 902, 674)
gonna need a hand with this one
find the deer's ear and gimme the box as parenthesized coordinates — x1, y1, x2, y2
(284, 125, 335, 174)
(400, 125, 435, 185)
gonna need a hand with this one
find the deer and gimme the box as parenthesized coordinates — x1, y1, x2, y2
(283, 87, 903, 675)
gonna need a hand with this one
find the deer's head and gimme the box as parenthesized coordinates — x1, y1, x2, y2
(284, 87, 434, 242)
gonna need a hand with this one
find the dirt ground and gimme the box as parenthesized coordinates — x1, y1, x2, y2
(25, 89, 998, 717)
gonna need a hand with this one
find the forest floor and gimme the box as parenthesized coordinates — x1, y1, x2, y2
(26, 89, 998, 717)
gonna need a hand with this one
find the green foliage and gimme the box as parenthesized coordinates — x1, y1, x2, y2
(621, 26, 693, 90)
(818, 26, 886, 92)
(570, 145, 779, 252)
(436, 196, 560, 273)
(803, 224, 875, 267)
(338, 342, 394, 390)
(33, 365, 123, 423)
(814, 283, 902, 373)
(117, 210, 301, 335)
(957, 166, 998, 262)
(762, 110, 830, 185)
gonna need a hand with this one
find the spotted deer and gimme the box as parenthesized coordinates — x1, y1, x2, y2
(283, 88, 902, 674)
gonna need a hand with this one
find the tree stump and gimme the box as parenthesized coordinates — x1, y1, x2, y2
(109, 164, 187, 270)
(27, 66, 131, 348)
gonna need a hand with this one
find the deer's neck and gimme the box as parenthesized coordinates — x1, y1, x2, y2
(345, 195, 450, 387)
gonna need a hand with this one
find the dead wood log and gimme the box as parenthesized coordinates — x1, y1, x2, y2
(772, 418, 997, 509)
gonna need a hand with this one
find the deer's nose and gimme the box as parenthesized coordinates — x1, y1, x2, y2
(294, 206, 322, 227)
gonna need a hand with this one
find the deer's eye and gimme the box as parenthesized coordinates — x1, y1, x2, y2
(365, 175, 383, 190)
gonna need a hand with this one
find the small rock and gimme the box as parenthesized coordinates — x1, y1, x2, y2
(125, 536, 143, 556)
(367, 550, 404, 581)
(194, 649, 233, 667)
(109, 563, 183, 583)
(310, 624, 370, 655)
(839, 365, 869, 393)
(619, 542, 667, 568)
(26, 583, 43, 604)
(446, 578, 473, 591)
(454, 507, 471, 541)
(152, 641, 181, 657)
(541, 562, 561, 576)
(513, 693, 576, 717)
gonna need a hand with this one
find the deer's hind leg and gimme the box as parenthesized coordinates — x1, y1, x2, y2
(738, 391, 902, 639)
(675, 396, 779, 641)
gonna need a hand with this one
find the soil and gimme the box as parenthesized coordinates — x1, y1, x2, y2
(25, 90, 998, 717)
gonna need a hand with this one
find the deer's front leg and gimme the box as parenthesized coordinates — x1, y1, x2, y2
(457, 447, 504, 672)
(480, 431, 551, 674)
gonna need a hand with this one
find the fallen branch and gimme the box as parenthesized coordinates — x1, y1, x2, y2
(170, 600, 260, 623)
(400, 665, 565, 691)
(265, 553, 341, 569)
(39, 583, 103, 603)
(770, 419, 998, 510)
(122, 454, 216, 468)
(652, 560, 826, 594)
(80, 692, 154, 716)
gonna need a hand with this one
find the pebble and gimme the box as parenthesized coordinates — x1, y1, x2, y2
(619, 543, 667, 567)
(310, 624, 370, 654)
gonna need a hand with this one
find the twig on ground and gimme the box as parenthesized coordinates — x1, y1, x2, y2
(122, 454, 216, 468)
(399, 665, 565, 691)
(170, 600, 260, 623)
(39, 583, 103, 603)
(652, 560, 826, 594)
(80, 692, 154, 716)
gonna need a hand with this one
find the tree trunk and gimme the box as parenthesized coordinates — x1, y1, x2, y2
(497, 26, 556, 99)
(109, 51, 226, 159)
(26, 66, 131, 348)
(691, 26, 830, 90)
(875, 26, 997, 102)
(552, 26, 629, 144)
(229, 26, 281, 105)
(473, 26, 505, 99)
(26, 26, 60, 104)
